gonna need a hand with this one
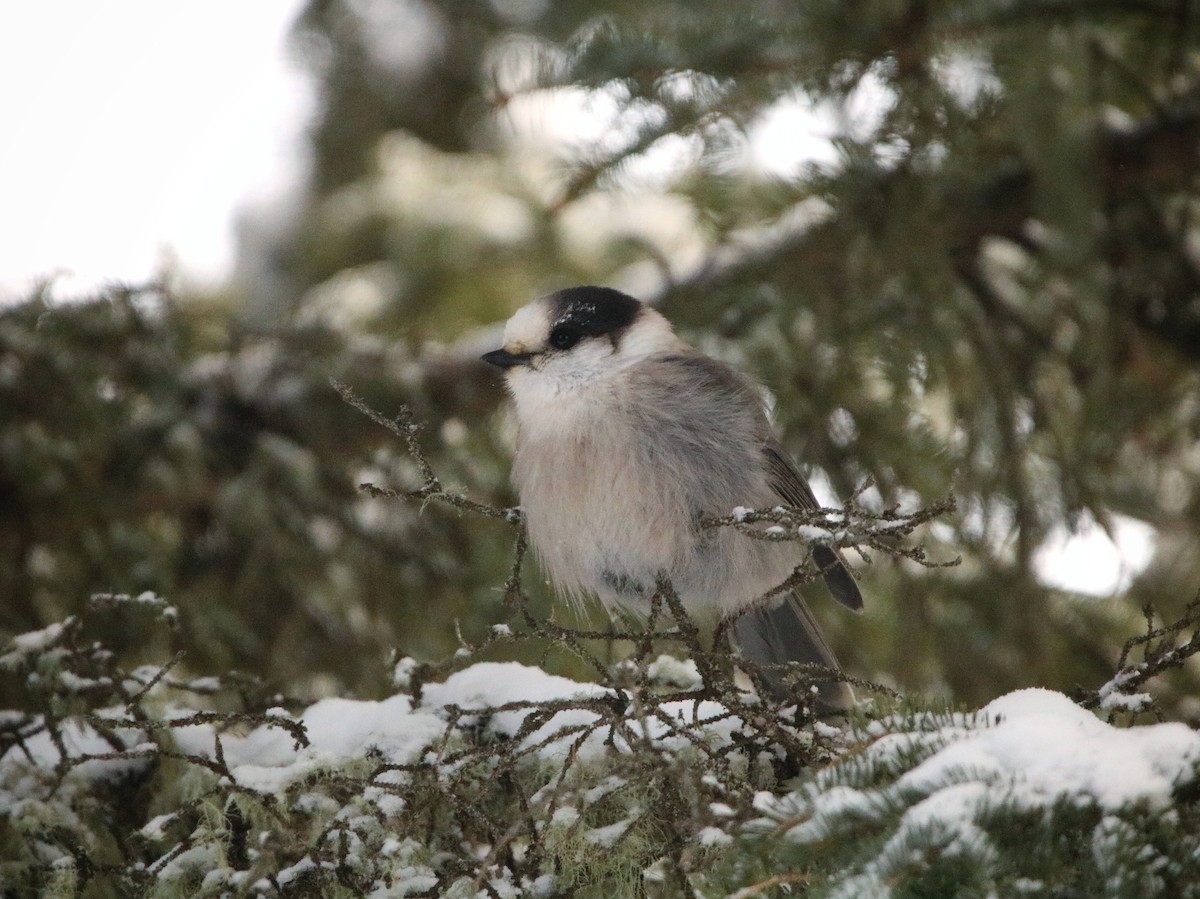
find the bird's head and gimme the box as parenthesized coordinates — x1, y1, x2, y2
(482, 286, 680, 393)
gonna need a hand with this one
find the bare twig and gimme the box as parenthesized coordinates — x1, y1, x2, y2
(1075, 594, 1200, 718)
(331, 379, 522, 523)
(701, 494, 960, 569)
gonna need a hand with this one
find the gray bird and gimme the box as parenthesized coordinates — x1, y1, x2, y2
(482, 286, 861, 709)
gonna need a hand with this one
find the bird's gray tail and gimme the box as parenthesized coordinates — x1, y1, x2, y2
(731, 593, 854, 712)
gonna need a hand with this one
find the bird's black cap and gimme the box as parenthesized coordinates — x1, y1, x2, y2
(546, 286, 644, 341)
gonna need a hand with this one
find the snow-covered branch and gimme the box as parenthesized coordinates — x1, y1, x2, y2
(702, 492, 960, 569)
(1075, 594, 1200, 721)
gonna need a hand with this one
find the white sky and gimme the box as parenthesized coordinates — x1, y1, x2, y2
(1035, 514, 1155, 598)
(0, 3, 1157, 595)
(0, 1, 312, 298)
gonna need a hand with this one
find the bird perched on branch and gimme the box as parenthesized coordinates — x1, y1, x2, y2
(483, 286, 862, 709)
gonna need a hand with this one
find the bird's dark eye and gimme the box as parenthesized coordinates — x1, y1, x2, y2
(548, 325, 581, 350)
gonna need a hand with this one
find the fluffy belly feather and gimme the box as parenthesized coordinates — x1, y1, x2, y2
(513, 408, 799, 617)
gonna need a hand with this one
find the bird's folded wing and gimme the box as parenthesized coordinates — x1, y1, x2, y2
(761, 443, 864, 611)
(731, 592, 854, 710)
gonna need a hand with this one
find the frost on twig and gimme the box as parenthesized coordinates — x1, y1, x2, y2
(324, 382, 919, 890)
(3, 386, 1195, 895)
(331, 384, 914, 743)
(333, 381, 922, 700)
(704, 486, 961, 571)
(331, 378, 522, 523)
(331, 383, 945, 694)
(0, 594, 308, 800)
(1074, 593, 1200, 721)
(335, 378, 957, 573)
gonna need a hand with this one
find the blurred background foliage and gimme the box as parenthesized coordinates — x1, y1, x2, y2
(4, 0, 1200, 713)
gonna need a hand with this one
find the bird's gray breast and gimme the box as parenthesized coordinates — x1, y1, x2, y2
(513, 385, 691, 609)
(514, 354, 797, 615)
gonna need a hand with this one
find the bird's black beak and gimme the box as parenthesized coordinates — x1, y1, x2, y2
(482, 348, 532, 369)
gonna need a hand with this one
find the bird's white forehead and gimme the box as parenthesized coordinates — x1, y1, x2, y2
(502, 299, 552, 352)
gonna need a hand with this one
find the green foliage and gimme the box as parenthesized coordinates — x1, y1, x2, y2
(6, 12, 1200, 896)
(228, 0, 1200, 707)
(0, 285, 524, 701)
(3, 581, 1198, 897)
(735, 699, 1200, 899)
(5, 401, 1198, 896)
(0, 570, 835, 897)
(8, 2, 1200, 893)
